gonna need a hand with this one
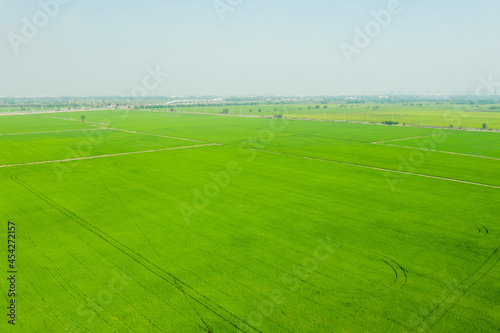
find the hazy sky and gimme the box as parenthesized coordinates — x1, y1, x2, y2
(1, 0, 499, 96)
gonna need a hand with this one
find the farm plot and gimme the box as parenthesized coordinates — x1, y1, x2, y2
(0, 111, 498, 332)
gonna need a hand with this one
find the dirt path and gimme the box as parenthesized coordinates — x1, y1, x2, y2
(0, 128, 102, 137)
(371, 133, 453, 144)
(0, 144, 221, 169)
(376, 143, 500, 161)
(252, 149, 500, 190)
(47, 116, 211, 144)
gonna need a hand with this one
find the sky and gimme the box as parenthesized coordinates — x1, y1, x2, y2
(1, 0, 499, 97)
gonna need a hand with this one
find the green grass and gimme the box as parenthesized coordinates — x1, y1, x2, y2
(384, 131, 500, 158)
(1, 110, 499, 332)
(153, 102, 500, 130)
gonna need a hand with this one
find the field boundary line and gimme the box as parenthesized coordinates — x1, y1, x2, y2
(0, 143, 221, 169)
(46, 116, 211, 144)
(371, 133, 453, 144)
(90, 125, 211, 144)
(252, 149, 500, 189)
(45, 116, 109, 125)
(0, 128, 102, 137)
(375, 143, 500, 161)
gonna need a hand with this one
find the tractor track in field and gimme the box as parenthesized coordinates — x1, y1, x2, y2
(89, 166, 208, 332)
(176, 178, 406, 300)
(191, 192, 407, 300)
(24, 273, 80, 332)
(472, 223, 489, 237)
(102, 163, 276, 302)
(324, 243, 408, 300)
(102, 162, 292, 330)
(19, 172, 190, 331)
(11, 175, 262, 333)
(251, 149, 500, 190)
(418, 245, 500, 333)
(18, 228, 121, 332)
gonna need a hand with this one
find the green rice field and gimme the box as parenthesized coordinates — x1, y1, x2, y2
(1, 110, 499, 332)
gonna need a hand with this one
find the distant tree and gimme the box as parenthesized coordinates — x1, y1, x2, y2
(81, 115, 86, 122)
(308, 106, 312, 110)
(274, 108, 278, 112)
(315, 105, 320, 109)
(482, 123, 488, 130)
(249, 109, 253, 113)
(274, 114, 283, 119)
(258, 109, 262, 113)
(323, 105, 328, 109)
(221, 108, 229, 114)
